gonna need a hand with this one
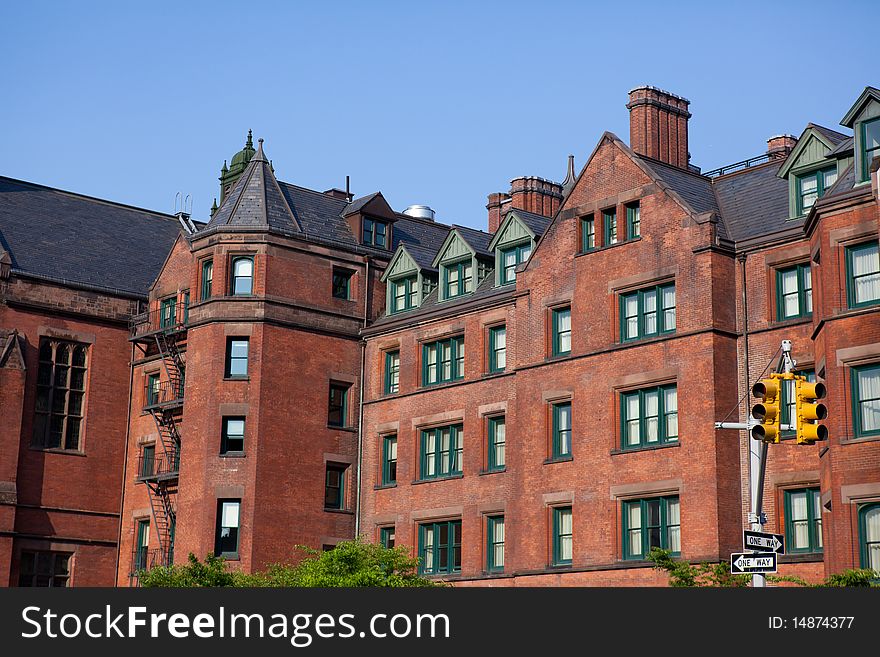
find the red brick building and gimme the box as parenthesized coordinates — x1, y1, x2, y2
(1, 86, 878, 587)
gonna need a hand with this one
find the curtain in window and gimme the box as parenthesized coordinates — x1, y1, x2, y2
(664, 388, 678, 440)
(790, 491, 809, 549)
(626, 395, 640, 446)
(858, 367, 880, 433)
(624, 296, 638, 339)
(814, 493, 823, 549)
(627, 504, 642, 556)
(662, 286, 676, 329)
(644, 390, 659, 443)
(803, 266, 813, 314)
(559, 510, 572, 561)
(425, 432, 436, 476)
(865, 507, 880, 571)
(493, 519, 505, 568)
(423, 529, 434, 572)
(494, 328, 506, 370)
(643, 292, 657, 335)
(781, 269, 800, 317)
(667, 499, 681, 553)
(556, 310, 571, 352)
(852, 245, 880, 303)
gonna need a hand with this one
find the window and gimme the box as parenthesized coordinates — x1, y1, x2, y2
(390, 276, 418, 313)
(852, 363, 880, 438)
(140, 444, 155, 478)
(621, 384, 678, 449)
(225, 338, 249, 378)
(363, 217, 388, 248)
(487, 415, 505, 471)
(859, 503, 880, 571)
(381, 435, 397, 485)
(332, 268, 353, 300)
(784, 488, 822, 553)
(551, 402, 572, 459)
(420, 424, 463, 480)
(781, 371, 816, 436)
(33, 340, 88, 451)
(324, 464, 346, 510)
(603, 208, 617, 246)
(551, 306, 571, 356)
(380, 526, 396, 549)
(133, 519, 150, 571)
(384, 351, 400, 394)
(626, 202, 640, 239)
(214, 499, 240, 558)
(861, 117, 880, 182)
(145, 372, 160, 406)
(581, 214, 595, 252)
(845, 241, 880, 309)
(201, 259, 213, 300)
(500, 242, 532, 284)
(552, 506, 572, 565)
(19, 551, 71, 587)
(422, 336, 464, 386)
(328, 382, 350, 427)
(796, 166, 837, 216)
(487, 515, 504, 572)
(620, 283, 676, 342)
(231, 256, 254, 296)
(488, 325, 506, 373)
(444, 260, 473, 298)
(776, 263, 813, 320)
(160, 296, 176, 328)
(623, 496, 680, 559)
(221, 417, 245, 454)
(418, 520, 461, 575)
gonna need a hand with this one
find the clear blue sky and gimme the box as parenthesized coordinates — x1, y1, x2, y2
(1, 0, 877, 229)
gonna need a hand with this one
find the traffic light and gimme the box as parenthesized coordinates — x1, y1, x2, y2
(751, 375, 784, 443)
(795, 378, 828, 444)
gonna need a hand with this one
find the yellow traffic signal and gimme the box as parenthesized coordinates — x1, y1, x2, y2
(795, 378, 828, 444)
(751, 375, 785, 443)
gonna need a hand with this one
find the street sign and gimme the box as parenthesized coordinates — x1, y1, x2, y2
(743, 530, 785, 554)
(730, 552, 777, 574)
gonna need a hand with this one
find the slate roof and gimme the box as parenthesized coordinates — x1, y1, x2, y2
(452, 224, 494, 257)
(711, 162, 792, 243)
(278, 182, 351, 242)
(0, 176, 183, 297)
(639, 157, 721, 216)
(510, 208, 552, 237)
(828, 137, 854, 157)
(820, 162, 856, 201)
(342, 192, 380, 217)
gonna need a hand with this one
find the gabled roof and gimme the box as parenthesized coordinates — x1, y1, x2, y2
(205, 139, 301, 232)
(0, 175, 183, 297)
(509, 208, 552, 236)
(818, 162, 856, 202)
(487, 208, 548, 252)
(828, 136, 855, 157)
(808, 123, 850, 146)
(840, 86, 880, 128)
(0, 329, 26, 369)
(777, 124, 850, 179)
(450, 225, 493, 257)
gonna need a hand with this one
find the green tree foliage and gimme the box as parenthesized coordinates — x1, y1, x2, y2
(139, 538, 443, 588)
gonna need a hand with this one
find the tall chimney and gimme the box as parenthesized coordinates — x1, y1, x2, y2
(626, 86, 691, 169)
(509, 176, 563, 217)
(487, 192, 511, 233)
(767, 134, 798, 160)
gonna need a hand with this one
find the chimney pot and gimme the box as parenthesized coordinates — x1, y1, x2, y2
(627, 85, 692, 169)
(767, 134, 798, 160)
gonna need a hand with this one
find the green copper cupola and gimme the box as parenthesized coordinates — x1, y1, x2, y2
(219, 129, 256, 203)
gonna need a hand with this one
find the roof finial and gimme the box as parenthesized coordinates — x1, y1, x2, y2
(246, 129, 253, 149)
(562, 154, 577, 192)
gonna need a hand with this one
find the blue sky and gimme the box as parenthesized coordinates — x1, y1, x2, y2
(1, 0, 877, 229)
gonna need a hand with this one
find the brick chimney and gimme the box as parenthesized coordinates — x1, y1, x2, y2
(767, 134, 798, 160)
(487, 192, 511, 233)
(509, 176, 563, 217)
(626, 86, 691, 169)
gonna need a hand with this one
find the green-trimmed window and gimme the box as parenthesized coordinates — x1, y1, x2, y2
(621, 384, 678, 449)
(160, 296, 176, 328)
(221, 417, 245, 454)
(488, 325, 506, 373)
(487, 415, 505, 471)
(626, 202, 641, 239)
(620, 283, 675, 342)
(603, 208, 617, 246)
(552, 506, 572, 565)
(795, 166, 837, 216)
(332, 268, 352, 300)
(443, 260, 473, 298)
(328, 382, 350, 427)
(390, 276, 418, 313)
(859, 503, 880, 571)
(419, 424, 463, 480)
(422, 336, 464, 386)
(140, 444, 155, 478)
(214, 499, 240, 559)
(33, 340, 88, 451)
(781, 370, 816, 436)
(201, 259, 213, 300)
(19, 550, 72, 587)
(324, 464, 346, 510)
(500, 242, 532, 285)
(146, 372, 160, 406)
(418, 520, 461, 575)
(231, 256, 254, 296)
(581, 214, 595, 252)
(551, 402, 572, 459)
(623, 496, 680, 560)
(363, 218, 388, 248)
(487, 515, 504, 572)
(225, 337, 249, 378)
(384, 350, 400, 394)
(776, 263, 812, 320)
(852, 363, 880, 438)
(845, 241, 880, 309)
(380, 526, 395, 549)
(551, 306, 571, 356)
(134, 519, 150, 572)
(784, 488, 822, 554)
(860, 117, 880, 183)
(381, 434, 397, 485)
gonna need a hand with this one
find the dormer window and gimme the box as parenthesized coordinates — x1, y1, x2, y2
(363, 217, 388, 248)
(796, 166, 837, 216)
(390, 276, 418, 313)
(499, 242, 532, 285)
(860, 117, 880, 182)
(443, 260, 473, 298)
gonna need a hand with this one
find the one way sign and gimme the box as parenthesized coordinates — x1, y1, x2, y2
(743, 530, 786, 554)
(730, 552, 778, 574)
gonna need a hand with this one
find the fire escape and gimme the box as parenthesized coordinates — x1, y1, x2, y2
(129, 295, 188, 581)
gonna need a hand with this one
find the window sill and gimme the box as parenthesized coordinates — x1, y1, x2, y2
(545, 352, 571, 362)
(420, 378, 465, 391)
(840, 434, 880, 445)
(483, 369, 506, 378)
(548, 562, 572, 570)
(323, 508, 355, 515)
(219, 452, 246, 458)
(412, 474, 464, 485)
(577, 237, 641, 257)
(381, 391, 400, 397)
(612, 441, 680, 456)
(223, 376, 250, 382)
(373, 483, 398, 490)
(543, 456, 573, 465)
(779, 552, 823, 563)
(327, 425, 358, 433)
(620, 331, 676, 346)
(847, 300, 880, 311)
(28, 446, 86, 457)
(218, 555, 240, 561)
(480, 467, 507, 476)
(772, 315, 812, 327)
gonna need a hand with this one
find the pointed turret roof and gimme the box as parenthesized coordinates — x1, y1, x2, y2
(206, 138, 301, 232)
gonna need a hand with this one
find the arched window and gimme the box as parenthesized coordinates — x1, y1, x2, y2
(231, 257, 254, 296)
